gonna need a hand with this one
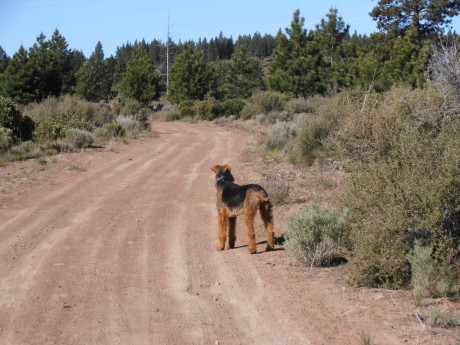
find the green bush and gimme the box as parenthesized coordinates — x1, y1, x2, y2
(297, 116, 331, 163)
(194, 98, 222, 120)
(341, 86, 460, 289)
(284, 98, 314, 115)
(285, 201, 348, 267)
(0, 96, 35, 142)
(407, 240, 458, 298)
(64, 128, 94, 149)
(240, 103, 263, 120)
(221, 99, 245, 117)
(23, 95, 112, 128)
(165, 110, 181, 121)
(177, 100, 196, 117)
(34, 114, 86, 143)
(101, 121, 125, 138)
(250, 91, 286, 114)
(263, 176, 291, 206)
(116, 115, 141, 136)
(0, 127, 13, 152)
(265, 122, 294, 151)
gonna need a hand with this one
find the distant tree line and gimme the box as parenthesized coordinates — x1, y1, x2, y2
(0, 1, 459, 106)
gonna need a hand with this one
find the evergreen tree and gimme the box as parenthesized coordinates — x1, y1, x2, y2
(268, 9, 324, 97)
(313, 8, 356, 94)
(0, 46, 36, 104)
(370, 0, 460, 39)
(0, 46, 9, 74)
(168, 44, 210, 103)
(119, 45, 162, 103)
(113, 43, 135, 86)
(381, 28, 429, 88)
(76, 42, 113, 101)
(27, 30, 72, 100)
(221, 47, 263, 99)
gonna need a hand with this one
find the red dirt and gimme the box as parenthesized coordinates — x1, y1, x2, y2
(0, 121, 458, 345)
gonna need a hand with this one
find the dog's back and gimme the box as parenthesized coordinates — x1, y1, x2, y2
(221, 182, 270, 208)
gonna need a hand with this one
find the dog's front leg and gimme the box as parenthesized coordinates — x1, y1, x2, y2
(216, 212, 227, 251)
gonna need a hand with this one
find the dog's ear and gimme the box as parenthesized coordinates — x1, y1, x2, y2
(223, 164, 231, 173)
(211, 165, 220, 173)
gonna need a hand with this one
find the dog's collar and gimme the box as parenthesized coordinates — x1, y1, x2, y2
(216, 174, 227, 188)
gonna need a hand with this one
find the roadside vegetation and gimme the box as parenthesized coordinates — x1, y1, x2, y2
(1, 1, 460, 312)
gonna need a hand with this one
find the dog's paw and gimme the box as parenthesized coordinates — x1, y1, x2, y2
(266, 245, 274, 252)
(248, 246, 257, 254)
(216, 244, 225, 251)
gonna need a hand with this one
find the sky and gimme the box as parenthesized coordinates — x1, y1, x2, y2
(1, 0, 459, 58)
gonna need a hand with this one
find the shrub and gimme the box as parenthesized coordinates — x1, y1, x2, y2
(342, 87, 460, 288)
(64, 128, 94, 149)
(250, 90, 286, 114)
(34, 114, 86, 143)
(240, 103, 263, 120)
(284, 201, 348, 267)
(263, 176, 291, 206)
(407, 241, 437, 298)
(265, 122, 295, 151)
(177, 100, 196, 117)
(165, 110, 181, 121)
(222, 99, 245, 117)
(23, 95, 112, 128)
(103, 121, 125, 137)
(407, 240, 458, 298)
(0, 127, 13, 152)
(427, 309, 460, 328)
(284, 98, 314, 115)
(19, 140, 35, 154)
(194, 98, 222, 120)
(116, 115, 141, 136)
(297, 116, 332, 163)
(0, 96, 34, 142)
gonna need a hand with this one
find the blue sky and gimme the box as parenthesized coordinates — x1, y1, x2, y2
(1, 0, 459, 58)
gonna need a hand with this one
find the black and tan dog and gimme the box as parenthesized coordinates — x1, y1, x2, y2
(211, 164, 275, 254)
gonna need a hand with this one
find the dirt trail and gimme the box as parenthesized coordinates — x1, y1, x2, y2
(0, 121, 456, 345)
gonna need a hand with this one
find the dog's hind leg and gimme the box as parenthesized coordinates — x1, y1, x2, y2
(228, 216, 236, 249)
(244, 208, 258, 254)
(260, 201, 275, 251)
(216, 212, 227, 251)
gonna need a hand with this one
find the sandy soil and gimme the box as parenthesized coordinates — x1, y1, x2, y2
(0, 120, 458, 345)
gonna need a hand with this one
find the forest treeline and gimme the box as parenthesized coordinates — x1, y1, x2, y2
(0, 5, 459, 107)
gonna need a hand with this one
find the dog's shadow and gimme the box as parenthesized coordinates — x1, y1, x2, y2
(233, 236, 285, 254)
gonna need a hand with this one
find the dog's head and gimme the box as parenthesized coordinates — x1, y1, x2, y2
(211, 164, 235, 183)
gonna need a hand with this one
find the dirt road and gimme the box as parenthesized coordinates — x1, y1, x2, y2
(0, 121, 456, 345)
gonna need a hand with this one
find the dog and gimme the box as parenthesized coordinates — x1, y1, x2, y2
(211, 164, 275, 254)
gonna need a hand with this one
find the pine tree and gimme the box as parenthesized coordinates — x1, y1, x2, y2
(382, 28, 429, 88)
(120, 45, 162, 104)
(0, 46, 9, 74)
(313, 8, 356, 94)
(0, 46, 36, 104)
(370, 0, 460, 39)
(168, 44, 210, 103)
(221, 47, 263, 99)
(76, 42, 113, 101)
(268, 9, 324, 97)
(26, 30, 72, 100)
